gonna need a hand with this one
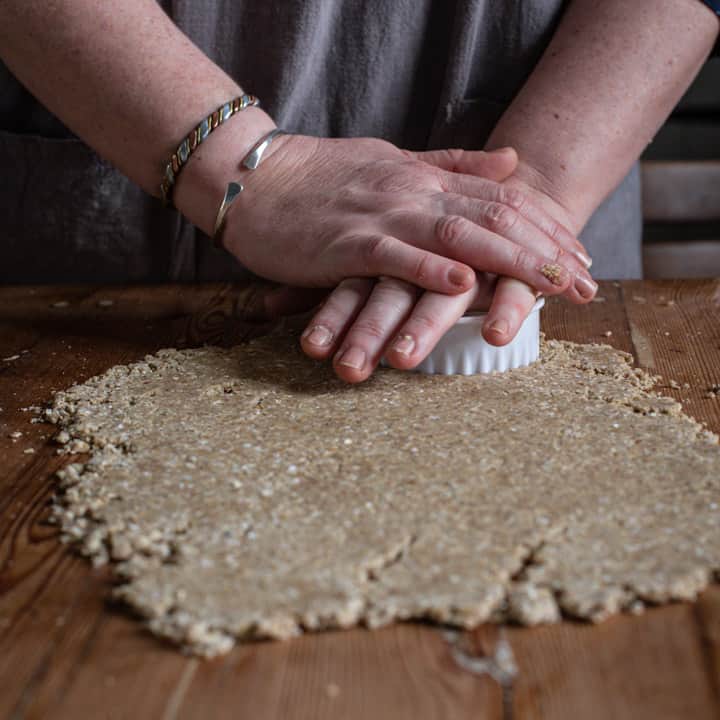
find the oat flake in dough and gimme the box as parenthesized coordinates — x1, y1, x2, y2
(46, 331, 720, 656)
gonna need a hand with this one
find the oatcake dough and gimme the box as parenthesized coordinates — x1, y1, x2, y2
(45, 331, 720, 656)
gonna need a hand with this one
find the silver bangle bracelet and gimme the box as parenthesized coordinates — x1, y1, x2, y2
(212, 128, 287, 249)
(242, 128, 286, 169)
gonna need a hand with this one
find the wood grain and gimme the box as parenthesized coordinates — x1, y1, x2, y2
(1, 281, 719, 720)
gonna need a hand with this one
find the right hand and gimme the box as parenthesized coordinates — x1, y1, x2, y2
(216, 133, 595, 300)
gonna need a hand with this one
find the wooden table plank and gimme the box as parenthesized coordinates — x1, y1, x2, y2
(620, 280, 720, 433)
(696, 586, 720, 698)
(174, 626, 501, 720)
(0, 285, 269, 719)
(541, 281, 635, 356)
(1, 281, 719, 720)
(506, 600, 718, 719)
(24, 612, 197, 720)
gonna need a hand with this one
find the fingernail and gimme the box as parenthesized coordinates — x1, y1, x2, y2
(494, 146, 516, 156)
(337, 346, 366, 370)
(538, 263, 568, 287)
(448, 266, 472, 289)
(574, 250, 593, 269)
(487, 319, 509, 336)
(575, 274, 598, 299)
(392, 334, 416, 356)
(302, 325, 333, 347)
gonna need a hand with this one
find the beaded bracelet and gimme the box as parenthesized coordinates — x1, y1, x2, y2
(160, 93, 260, 207)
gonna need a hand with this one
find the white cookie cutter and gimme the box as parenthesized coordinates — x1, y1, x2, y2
(408, 297, 544, 375)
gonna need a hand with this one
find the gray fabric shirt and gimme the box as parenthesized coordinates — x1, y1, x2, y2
(0, 0, 642, 284)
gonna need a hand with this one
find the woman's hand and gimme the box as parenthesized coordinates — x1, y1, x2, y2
(218, 134, 595, 298)
(297, 169, 598, 384)
(297, 274, 531, 383)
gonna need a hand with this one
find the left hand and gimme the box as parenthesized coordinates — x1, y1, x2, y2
(297, 272, 533, 383)
(255, 171, 595, 384)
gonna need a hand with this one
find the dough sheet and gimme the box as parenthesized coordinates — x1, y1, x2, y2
(45, 331, 720, 656)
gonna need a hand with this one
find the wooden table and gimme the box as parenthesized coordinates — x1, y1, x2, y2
(1, 280, 719, 720)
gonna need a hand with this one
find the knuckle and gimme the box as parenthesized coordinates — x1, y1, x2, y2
(511, 247, 533, 274)
(444, 148, 465, 170)
(351, 317, 388, 341)
(371, 194, 399, 216)
(435, 214, 469, 251)
(377, 276, 414, 295)
(363, 234, 393, 269)
(373, 174, 400, 194)
(544, 218, 563, 243)
(316, 277, 372, 318)
(413, 252, 433, 283)
(374, 169, 424, 194)
(382, 204, 423, 230)
(407, 311, 438, 334)
(316, 295, 348, 322)
(334, 185, 367, 211)
(343, 276, 376, 293)
(499, 186, 526, 211)
(484, 203, 518, 235)
(380, 208, 405, 227)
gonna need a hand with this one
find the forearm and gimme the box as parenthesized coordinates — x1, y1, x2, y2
(0, 0, 274, 223)
(486, 0, 720, 234)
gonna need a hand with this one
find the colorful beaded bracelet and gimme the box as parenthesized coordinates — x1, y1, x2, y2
(160, 93, 260, 207)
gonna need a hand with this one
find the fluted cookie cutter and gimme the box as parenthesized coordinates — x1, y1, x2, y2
(393, 297, 545, 375)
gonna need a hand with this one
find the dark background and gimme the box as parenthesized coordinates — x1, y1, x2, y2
(640, 57, 720, 277)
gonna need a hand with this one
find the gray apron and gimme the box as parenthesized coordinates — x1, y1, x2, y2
(0, 0, 641, 284)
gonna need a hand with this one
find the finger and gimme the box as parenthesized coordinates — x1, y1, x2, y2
(481, 277, 539, 347)
(333, 277, 419, 383)
(392, 213, 581, 298)
(440, 194, 596, 303)
(408, 147, 518, 183)
(334, 233, 475, 294)
(383, 282, 482, 370)
(301, 278, 374, 360)
(437, 174, 591, 266)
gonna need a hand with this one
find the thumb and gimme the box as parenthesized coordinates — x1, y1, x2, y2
(410, 146, 518, 182)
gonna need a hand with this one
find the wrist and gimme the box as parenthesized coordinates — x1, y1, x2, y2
(173, 106, 277, 236)
(503, 160, 587, 237)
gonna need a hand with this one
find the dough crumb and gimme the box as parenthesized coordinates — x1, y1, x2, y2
(325, 683, 341, 699)
(540, 264, 564, 286)
(508, 584, 560, 625)
(67, 439, 90, 454)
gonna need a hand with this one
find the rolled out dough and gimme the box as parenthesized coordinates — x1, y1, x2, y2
(45, 330, 720, 656)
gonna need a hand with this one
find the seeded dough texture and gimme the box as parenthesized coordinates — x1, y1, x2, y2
(46, 331, 720, 656)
